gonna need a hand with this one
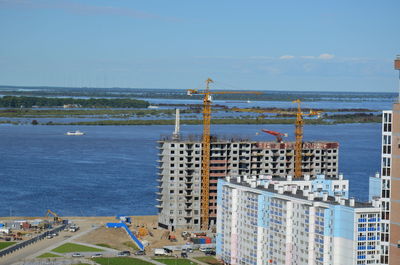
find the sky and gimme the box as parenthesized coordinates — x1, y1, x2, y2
(0, 0, 399, 92)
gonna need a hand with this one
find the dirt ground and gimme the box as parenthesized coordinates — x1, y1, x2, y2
(77, 226, 135, 251)
(74, 215, 190, 251)
(2, 215, 192, 252)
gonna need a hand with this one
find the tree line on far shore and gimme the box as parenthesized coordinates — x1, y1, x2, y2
(0, 96, 150, 108)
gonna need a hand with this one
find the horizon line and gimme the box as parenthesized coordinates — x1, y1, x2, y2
(0, 84, 396, 95)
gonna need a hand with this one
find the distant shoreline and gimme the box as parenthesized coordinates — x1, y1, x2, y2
(0, 117, 381, 126)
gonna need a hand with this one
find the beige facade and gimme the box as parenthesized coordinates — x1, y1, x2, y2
(389, 103, 400, 265)
(156, 137, 339, 230)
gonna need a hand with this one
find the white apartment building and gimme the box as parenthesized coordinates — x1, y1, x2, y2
(217, 175, 381, 265)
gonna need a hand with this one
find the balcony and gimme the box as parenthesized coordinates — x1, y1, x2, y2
(210, 159, 228, 163)
(210, 172, 226, 177)
(210, 166, 227, 170)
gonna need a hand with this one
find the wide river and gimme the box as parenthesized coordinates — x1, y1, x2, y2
(0, 122, 381, 217)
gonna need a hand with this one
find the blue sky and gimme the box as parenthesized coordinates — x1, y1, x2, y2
(0, 0, 399, 92)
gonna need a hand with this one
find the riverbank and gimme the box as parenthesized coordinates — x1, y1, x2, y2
(0, 115, 381, 126)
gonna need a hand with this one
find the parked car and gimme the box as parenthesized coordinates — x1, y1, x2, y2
(91, 253, 103, 258)
(69, 226, 79, 232)
(134, 250, 146, 256)
(199, 247, 214, 252)
(205, 250, 216, 256)
(72, 253, 83, 257)
(183, 247, 193, 253)
(181, 252, 188, 258)
(117, 251, 131, 257)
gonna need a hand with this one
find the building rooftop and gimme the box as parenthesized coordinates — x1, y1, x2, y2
(158, 135, 339, 148)
(225, 177, 376, 209)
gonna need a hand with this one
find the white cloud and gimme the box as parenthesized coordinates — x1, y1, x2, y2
(280, 55, 295, 60)
(318, 53, 335, 60)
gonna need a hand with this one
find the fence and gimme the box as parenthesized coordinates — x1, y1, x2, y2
(0, 224, 66, 258)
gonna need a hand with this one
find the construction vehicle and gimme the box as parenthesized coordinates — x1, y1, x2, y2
(168, 234, 177, 242)
(45, 209, 62, 223)
(154, 248, 173, 256)
(261, 129, 288, 143)
(137, 227, 149, 238)
(187, 78, 262, 230)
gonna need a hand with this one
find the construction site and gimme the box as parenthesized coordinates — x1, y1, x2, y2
(0, 78, 379, 265)
(156, 78, 340, 231)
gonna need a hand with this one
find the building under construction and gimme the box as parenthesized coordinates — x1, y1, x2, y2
(156, 135, 339, 230)
(156, 79, 338, 231)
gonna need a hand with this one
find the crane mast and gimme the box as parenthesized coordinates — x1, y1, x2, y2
(187, 79, 261, 230)
(293, 99, 320, 178)
(293, 99, 304, 178)
(201, 78, 212, 230)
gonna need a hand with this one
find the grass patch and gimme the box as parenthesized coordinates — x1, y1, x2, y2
(52, 243, 103, 253)
(95, 243, 116, 249)
(154, 258, 198, 265)
(194, 256, 221, 265)
(0, 242, 16, 250)
(93, 257, 154, 265)
(37, 252, 62, 258)
(123, 241, 139, 251)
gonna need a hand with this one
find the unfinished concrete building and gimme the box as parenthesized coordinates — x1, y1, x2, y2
(156, 136, 339, 230)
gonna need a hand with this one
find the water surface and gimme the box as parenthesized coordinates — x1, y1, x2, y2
(0, 123, 381, 217)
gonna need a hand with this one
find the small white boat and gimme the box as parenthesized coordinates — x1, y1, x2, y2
(65, 130, 85, 136)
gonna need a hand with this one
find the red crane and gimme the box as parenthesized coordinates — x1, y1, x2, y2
(262, 129, 288, 143)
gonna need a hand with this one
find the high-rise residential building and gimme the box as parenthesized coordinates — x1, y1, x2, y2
(156, 137, 339, 230)
(390, 56, 400, 265)
(217, 175, 381, 265)
(368, 56, 400, 264)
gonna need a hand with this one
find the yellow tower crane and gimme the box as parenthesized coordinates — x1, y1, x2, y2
(293, 99, 321, 178)
(232, 100, 321, 178)
(187, 78, 262, 230)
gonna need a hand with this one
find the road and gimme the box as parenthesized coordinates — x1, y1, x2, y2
(0, 221, 95, 265)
